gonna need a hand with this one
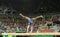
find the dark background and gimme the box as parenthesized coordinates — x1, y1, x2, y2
(0, 0, 60, 16)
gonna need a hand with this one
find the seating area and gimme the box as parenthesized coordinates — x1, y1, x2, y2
(0, 6, 60, 33)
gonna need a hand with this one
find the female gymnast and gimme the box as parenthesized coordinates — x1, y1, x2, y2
(20, 13, 43, 33)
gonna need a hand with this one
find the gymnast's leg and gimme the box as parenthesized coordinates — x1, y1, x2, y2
(27, 25, 30, 33)
(30, 25, 33, 33)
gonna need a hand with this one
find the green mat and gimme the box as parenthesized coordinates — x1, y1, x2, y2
(3, 35, 53, 37)
(3, 35, 16, 37)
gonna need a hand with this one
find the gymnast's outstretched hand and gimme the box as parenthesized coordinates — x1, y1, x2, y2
(19, 13, 23, 16)
(40, 15, 43, 18)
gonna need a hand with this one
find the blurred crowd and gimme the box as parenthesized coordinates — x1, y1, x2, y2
(0, 6, 60, 33)
(0, 15, 60, 33)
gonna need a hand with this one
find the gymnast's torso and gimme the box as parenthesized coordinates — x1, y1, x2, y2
(28, 18, 34, 26)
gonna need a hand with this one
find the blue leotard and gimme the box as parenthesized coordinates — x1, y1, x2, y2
(29, 19, 34, 25)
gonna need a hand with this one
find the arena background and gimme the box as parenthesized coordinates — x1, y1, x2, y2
(0, 0, 60, 16)
(0, 0, 60, 37)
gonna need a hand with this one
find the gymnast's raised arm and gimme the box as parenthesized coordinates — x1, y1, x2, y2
(32, 15, 43, 20)
(19, 13, 30, 20)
